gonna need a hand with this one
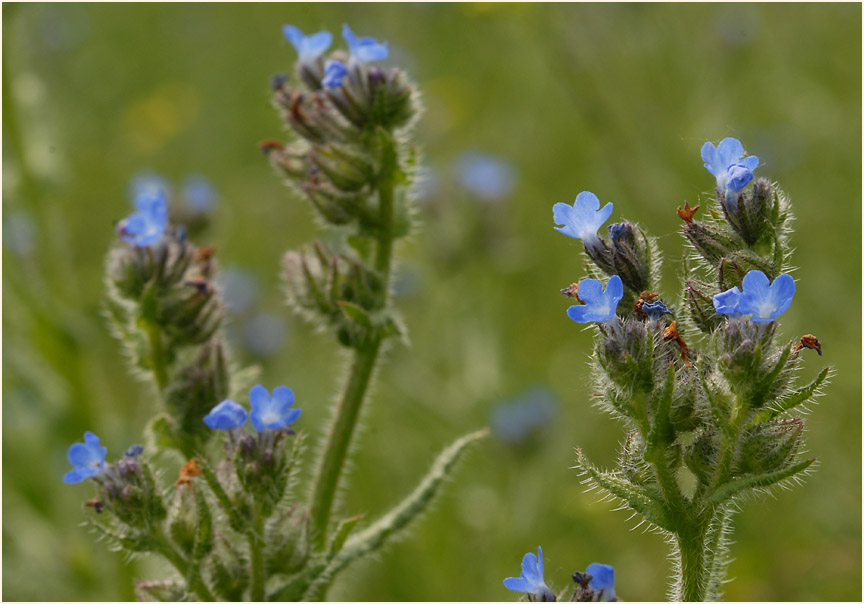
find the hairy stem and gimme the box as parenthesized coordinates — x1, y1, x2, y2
(154, 530, 216, 601)
(677, 520, 710, 602)
(248, 504, 266, 601)
(145, 322, 170, 394)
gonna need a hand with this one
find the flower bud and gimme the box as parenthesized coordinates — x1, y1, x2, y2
(684, 429, 720, 484)
(96, 456, 166, 528)
(598, 319, 655, 393)
(735, 418, 804, 474)
(681, 220, 742, 266)
(733, 178, 773, 246)
(685, 278, 723, 332)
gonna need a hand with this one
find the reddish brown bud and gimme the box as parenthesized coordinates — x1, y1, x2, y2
(677, 201, 700, 223)
(175, 459, 202, 489)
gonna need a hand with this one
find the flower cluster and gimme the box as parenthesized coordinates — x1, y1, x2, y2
(713, 269, 795, 322)
(203, 384, 302, 432)
(503, 547, 617, 602)
(701, 137, 759, 208)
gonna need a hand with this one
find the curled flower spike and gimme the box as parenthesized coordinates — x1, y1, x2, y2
(567, 275, 623, 323)
(585, 563, 617, 602)
(714, 270, 795, 323)
(503, 546, 556, 602)
(553, 191, 613, 245)
(701, 137, 759, 194)
(63, 432, 107, 484)
(203, 399, 248, 430)
(342, 24, 388, 64)
(249, 384, 302, 433)
(322, 59, 348, 89)
(282, 25, 332, 63)
(118, 190, 168, 247)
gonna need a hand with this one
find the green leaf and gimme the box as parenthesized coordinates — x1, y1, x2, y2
(706, 457, 816, 504)
(754, 366, 831, 423)
(337, 300, 373, 328)
(196, 455, 248, 532)
(302, 429, 488, 599)
(646, 363, 676, 459)
(327, 514, 364, 560)
(574, 449, 675, 532)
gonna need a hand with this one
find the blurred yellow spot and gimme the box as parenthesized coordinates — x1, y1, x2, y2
(123, 83, 199, 152)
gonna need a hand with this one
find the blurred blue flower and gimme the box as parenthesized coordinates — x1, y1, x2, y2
(453, 152, 517, 202)
(715, 270, 795, 323)
(322, 59, 348, 88)
(119, 190, 168, 247)
(203, 399, 248, 430)
(63, 431, 107, 484)
(490, 387, 557, 444)
(567, 275, 623, 323)
(218, 268, 259, 315)
(342, 24, 388, 63)
(701, 137, 758, 194)
(249, 385, 302, 433)
(3, 211, 38, 256)
(128, 171, 171, 204)
(553, 191, 613, 245)
(181, 174, 218, 215)
(282, 25, 332, 62)
(503, 546, 555, 601)
(586, 563, 617, 601)
(124, 444, 144, 459)
(712, 286, 741, 315)
(243, 312, 287, 357)
(643, 300, 672, 320)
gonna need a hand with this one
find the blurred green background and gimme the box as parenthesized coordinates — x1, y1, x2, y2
(3, 3, 861, 601)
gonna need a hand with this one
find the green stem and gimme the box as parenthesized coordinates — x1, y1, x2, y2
(308, 338, 382, 547)
(702, 505, 733, 600)
(248, 505, 266, 601)
(154, 531, 216, 601)
(145, 322, 170, 394)
(677, 520, 710, 602)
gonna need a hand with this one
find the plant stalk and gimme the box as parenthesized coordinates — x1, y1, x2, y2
(248, 505, 266, 602)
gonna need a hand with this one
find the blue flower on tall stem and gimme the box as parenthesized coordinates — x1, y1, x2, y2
(282, 25, 332, 63)
(701, 137, 759, 198)
(249, 384, 302, 433)
(63, 432, 107, 484)
(503, 546, 556, 601)
(585, 563, 617, 602)
(713, 270, 795, 322)
(567, 275, 624, 324)
(203, 399, 249, 430)
(118, 190, 168, 247)
(322, 59, 348, 89)
(553, 191, 613, 246)
(342, 24, 388, 64)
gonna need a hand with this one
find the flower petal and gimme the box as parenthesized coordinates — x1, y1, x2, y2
(741, 269, 770, 294)
(282, 24, 303, 48)
(503, 577, 533, 593)
(713, 286, 741, 314)
(303, 31, 332, 58)
(520, 551, 540, 583)
(63, 467, 96, 484)
(249, 384, 270, 412)
(741, 155, 759, 171)
(576, 278, 604, 304)
(586, 563, 617, 601)
(769, 273, 795, 317)
(604, 275, 623, 302)
(717, 137, 744, 166)
(272, 385, 295, 409)
(67, 442, 99, 467)
(573, 190, 601, 214)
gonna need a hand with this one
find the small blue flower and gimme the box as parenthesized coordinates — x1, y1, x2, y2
(282, 25, 332, 63)
(503, 547, 556, 602)
(63, 432, 107, 484)
(124, 444, 144, 459)
(643, 300, 672, 320)
(128, 171, 171, 204)
(119, 190, 168, 247)
(567, 275, 624, 324)
(712, 286, 741, 315)
(203, 399, 248, 430)
(586, 563, 617, 602)
(607, 222, 630, 243)
(715, 270, 795, 323)
(181, 174, 218, 215)
(342, 24, 388, 64)
(322, 59, 348, 89)
(453, 152, 517, 202)
(553, 191, 614, 244)
(249, 384, 302, 433)
(701, 137, 759, 194)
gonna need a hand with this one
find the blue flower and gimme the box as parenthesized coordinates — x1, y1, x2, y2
(128, 171, 171, 204)
(503, 547, 556, 602)
(342, 24, 388, 64)
(63, 432, 107, 484)
(553, 191, 614, 245)
(181, 174, 218, 215)
(586, 563, 617, 602)
(322, 59, 348, 89)
(203, 399, 248, 430)
(643, 300, 672, 320)
(249, 384, 302, 433)
(712, 286, 741, 315)
(453, 152, 517, 202)
(124, 444, 144, 459)
(701, 137, 759, 194)
(282, 25, 332, 62)
(715, 270, 795, 323)
(567, 275, 624, 323)
(119, 190, 168, 247)
(607, 222, 630, 243)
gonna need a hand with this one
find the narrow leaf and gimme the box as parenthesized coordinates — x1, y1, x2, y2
(706, 457, 816, 504)
(574, 449, 674, 532)
(646, 363, 676, 458)
(755, 366, 830, 423)
(196, 455, 248, 532)
(337, 300, 373, 328)
(327, 514, 364, 560)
